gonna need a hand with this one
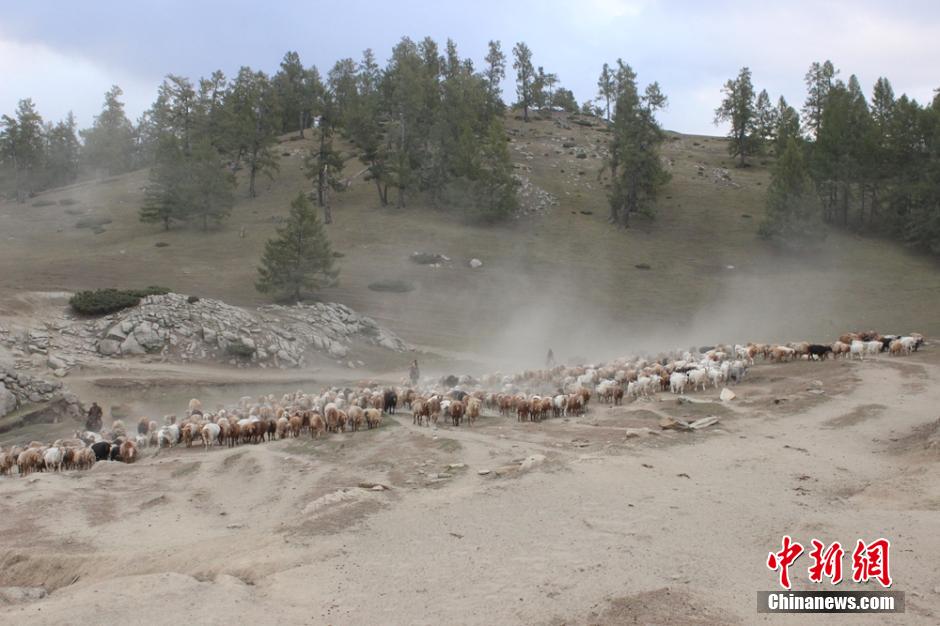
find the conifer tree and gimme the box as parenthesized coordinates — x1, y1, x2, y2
(256, 192, 338, 301)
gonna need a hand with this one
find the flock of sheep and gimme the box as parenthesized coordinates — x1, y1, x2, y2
(0, 330, 925, 478)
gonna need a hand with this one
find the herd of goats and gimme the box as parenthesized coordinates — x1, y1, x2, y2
(0, 330, 926, 478)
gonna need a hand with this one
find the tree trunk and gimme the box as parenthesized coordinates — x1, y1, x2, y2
(298, 111, 305, 139)
(375, 179, 387, 206)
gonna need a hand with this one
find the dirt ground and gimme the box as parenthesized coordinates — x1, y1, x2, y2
(2, 348, 939, 624)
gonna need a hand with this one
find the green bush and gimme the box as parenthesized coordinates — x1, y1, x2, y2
(69, 289, 142, 315)
(69, 286, 172, 316)
(125, 286, 171, 298)
(226, 341, 255, 358)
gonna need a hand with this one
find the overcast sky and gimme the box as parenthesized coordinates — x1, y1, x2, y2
(1, 0, 937, 135)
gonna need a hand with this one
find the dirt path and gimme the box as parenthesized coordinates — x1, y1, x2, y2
(2, 355, 939, 624)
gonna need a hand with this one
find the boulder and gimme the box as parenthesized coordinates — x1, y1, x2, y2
(97, 338, 121, 356)
(46, 354, 67, 370)
(469, 258, 483, 268)
(328, 342, 348, 358)
(134, 323, 163, 351)
(120, 333, 146, 355)
(0, 386, 17, 418)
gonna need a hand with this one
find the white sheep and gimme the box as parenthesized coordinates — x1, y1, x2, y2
(850, 340, 866, 360)
(669, 372, 688, 394)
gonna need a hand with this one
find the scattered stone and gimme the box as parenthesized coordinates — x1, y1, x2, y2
(719, 388, 736, 401)
(689, 416, 720, 430)
(0, 586, 47, 604)
(520, 454, 545, 471)
(469, 258, 483, 269)
(659, 417, 691, 431)
(477, 469, 491, 476)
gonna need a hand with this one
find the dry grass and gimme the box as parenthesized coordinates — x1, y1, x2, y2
(2, 114, 939, 365)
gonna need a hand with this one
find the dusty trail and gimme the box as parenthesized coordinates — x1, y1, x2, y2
(1, 355, 939, 624)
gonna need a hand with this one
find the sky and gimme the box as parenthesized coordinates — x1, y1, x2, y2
(1, 0, 938, 136)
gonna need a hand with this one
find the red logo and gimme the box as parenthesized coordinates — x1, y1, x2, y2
(768, 536, 892, 589)
(767, 535, 804, 589)
(852, 538, 892, 588)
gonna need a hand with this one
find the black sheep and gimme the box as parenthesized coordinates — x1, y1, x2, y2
(383, 389, 398, 414)
(91, 441, 111, 462)
(807, 344, 833, 359)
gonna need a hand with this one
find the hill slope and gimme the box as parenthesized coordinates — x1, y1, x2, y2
(1, 113, 938, 367)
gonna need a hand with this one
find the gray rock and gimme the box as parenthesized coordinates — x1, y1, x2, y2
(46, 354, 67, 370)
(329, 342, 348, 358)
(134, 323, 163, 351)
(0, 586, 47, 604)
(0, 387, 17, 417)
(121, 333, 146, 355)
(97, 338, 121, 356)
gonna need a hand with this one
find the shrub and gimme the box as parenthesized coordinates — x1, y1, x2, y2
(32, 200, 55, 207)
(125, 286, 171, 298)
(154, 241, 170, 248)
(226, 341, 255, 358)
(69, 286, 172, 315)
(58, 198, 79, 206)
(187, 295, 200, 304)
(368, 280, 414, 293)
(69, 289, 142, 315)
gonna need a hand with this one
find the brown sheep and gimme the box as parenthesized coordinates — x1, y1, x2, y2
(466, 398, 481, 426)
(120, 440, 138, 464)
(365, 408, 382, 429)
(289, 415, 302, 438)
(137, 417, 151, 435)
(276, 416, 289, 440)
(450, 400, 465, 427)
(336, 410, 348, 433)
(348, 406, 364, 432)
(17, 449, 43, 477)
(310, 413, 326, 439)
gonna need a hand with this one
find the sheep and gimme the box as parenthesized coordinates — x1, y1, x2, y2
(466, 398, 481, 426)
(17, 449, 43, 476)
(91, 441, 112, 461)
(831, 341, 850, 358)
(276, 416, 289, 440)
(348, 406, 364, 432)
(552, 394, 567, 417)
(850, 340, 866, 360)
(412, 399, 427, 426)
(43, 447, 63, 472)
(120, 440, 138, 463)
(449, 400, 465, 427)
(111, 419, 127, 439)
(201, 423, 221, 450)
(688, 369, 707, 392)
(865, 340, 883, 356)
(188, 398, 203, 415)
(0, 450, 15, 476)
(669, 372, 688, 395)
(310, 413, 326, 438)
(137, 417, 151, 435)
(289, 415, 302, 438)
(889, 339, 904, 356)
(364, 408, 382, 429)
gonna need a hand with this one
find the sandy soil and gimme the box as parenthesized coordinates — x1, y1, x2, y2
(2, 349, 939, 624)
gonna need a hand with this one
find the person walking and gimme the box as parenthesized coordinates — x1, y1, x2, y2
(86, 401, 103, 432)
(409, 360, 420, 386)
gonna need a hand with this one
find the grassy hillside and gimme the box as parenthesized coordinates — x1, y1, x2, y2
(2, 112, 938, 366)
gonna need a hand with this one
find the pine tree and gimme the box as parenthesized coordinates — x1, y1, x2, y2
(0, 99, 45, 201)
(604, 63, 670, 227)
(44, 112, 81, 187)
(304, 95, 346, 224)
(759, 137, 821, 244)
(754, 89, 775, 150)
(256, 192, 338, 301)
(140, 136, 188, 230)
(483, 40, 506, 113)
(274, 51, 306, 135)
(802, 60, 838, 138)
(512, 42, 534, 121)
(773, 97, 800, 156)
(597, 63, 615, 120)
(81, 86, 135, 176)
(186, 139, 235, 231)
(227, 67, 280, 197)
(714, 67, 757, 166)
